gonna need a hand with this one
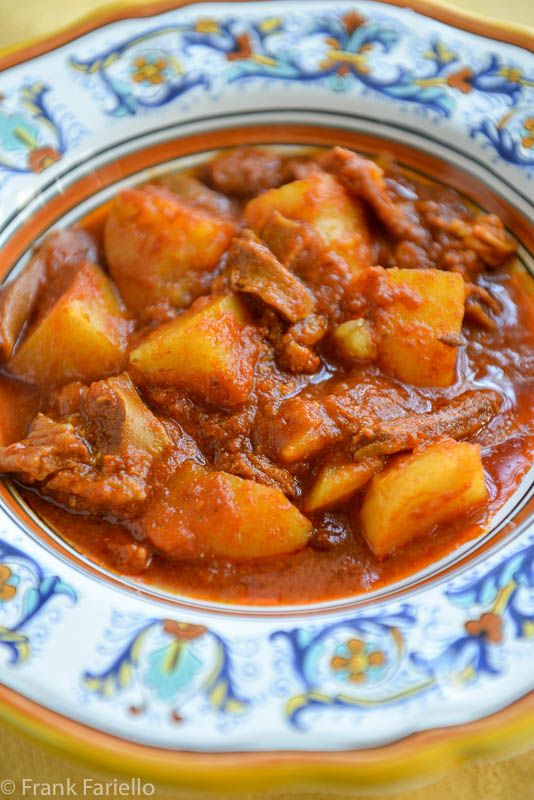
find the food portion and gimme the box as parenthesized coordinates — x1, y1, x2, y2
(0, 144, 532, 604)
(360, 438, 488, 557)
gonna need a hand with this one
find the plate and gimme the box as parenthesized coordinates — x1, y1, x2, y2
(0, 0, 532, 792)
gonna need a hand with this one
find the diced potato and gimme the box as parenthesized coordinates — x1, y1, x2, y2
(359, 438, 488, 557)
(304, 455, 384, 513)
(129, 293, 259, 407)
(372, 268, 465, 387)
(332, 318, 377, 362)
(142, 461, 312, 559)
(9, 263, 126, 387)
(105, 186, 234, 312)
(81, 373, 169, 458)
(269, 396, 338, 464)
(0, 376, 39, 446)
(244, 173, 371, 273)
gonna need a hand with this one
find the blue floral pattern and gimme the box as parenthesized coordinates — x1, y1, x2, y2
(73, 537, 534, 735)
(0, 538, 77, 664)
(83, 615, 248, 723)
(67, 8, 534, 167)
(0, 84, 67, 176)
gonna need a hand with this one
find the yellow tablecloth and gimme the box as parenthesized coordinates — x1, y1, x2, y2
(0, 1, 532, 797)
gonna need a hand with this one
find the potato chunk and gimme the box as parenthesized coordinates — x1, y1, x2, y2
(8, 263, 126, 387)
(371, 268, 465, 387)
(142, 461, 312, 559)
(244, 173, 371, 273)
(304, 456, 384, 513)
(268, 397, 339, 464)
(332, 318, 377, 362)
(359, 438, 488, 557)
(105, 186, 234, 312)
(129, 293, 259, 407)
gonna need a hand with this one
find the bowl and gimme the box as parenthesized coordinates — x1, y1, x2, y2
(0, 0, 532, 793)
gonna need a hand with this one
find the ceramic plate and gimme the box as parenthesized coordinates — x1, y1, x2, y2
(0, 0, 533, 792)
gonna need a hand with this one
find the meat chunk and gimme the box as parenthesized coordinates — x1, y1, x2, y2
(0, 374, 170, 516)
(261, 213, 361, 324)
(0, 414, 91, 483)
(81, 373, 169, 460)
(0, 228, 98, 363)
(420, 203, 515, 270)
(228, 235, 316, 323)
(464, 282, 501, 330)
(321, 147, 425, 243)
(206, 146, 287, 197)
(259, 370, 427, 464)
(44, 457, 152, 512)
(213, 448, 298, 497)
(351, 389, 502, 459)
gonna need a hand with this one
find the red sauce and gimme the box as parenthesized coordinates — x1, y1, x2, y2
(0, 146, 532, 605)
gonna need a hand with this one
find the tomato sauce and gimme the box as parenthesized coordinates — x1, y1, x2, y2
(0, 146, 532, 605)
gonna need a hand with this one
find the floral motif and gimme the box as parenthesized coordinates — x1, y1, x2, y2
(132, 56, 170, 85)
(330, 638, 386, 682)
(465, 611, 503, 642)
(83, 615, 249, 722)
(270, 608, 428, 728)
(67, 9, 534, 167)
(411, 544, 534, 684)
(522, 118, 534, 149)
(0, 84, 65, 175)
(268, 539, 534, 729)
(0, 564, 17, 602)
(0, 539, 77, 663)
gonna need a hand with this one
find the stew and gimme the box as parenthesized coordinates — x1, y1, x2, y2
(0, 145, 532, 604)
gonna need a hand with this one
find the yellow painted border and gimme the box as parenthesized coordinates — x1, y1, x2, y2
(0, 0, 533, 792)
(0, 686, 533, 794)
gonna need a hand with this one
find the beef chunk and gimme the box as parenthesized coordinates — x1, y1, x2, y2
(0, 414, 91, 483)
(321, 147, 425, 243)
(207, 147, 288, 197)
(228, 236, 316, 323)
(0, 374, 170, 516)
(351, 389, 502, 459)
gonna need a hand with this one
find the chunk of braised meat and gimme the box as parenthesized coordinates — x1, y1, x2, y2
(0, 228, 98, 362)
(45, 456, 153, 513)
(259, 310, 327, 374)
(279, 315, 328, 374)
(257, 369, 429, 464)
(351, 389, 502, 459)
(142, 359, 304, 495)
(320, 146, 426, 243)
(0, 374, 171, 516)
(228, 235, 316, 323)
(464, 282, 501, 330)
(261, 212, 359, 324)
(0, 414, 91, 483)
(206, 147, 289, 198)
(420, 202, 516, 270)
(213, 448, 298, 497)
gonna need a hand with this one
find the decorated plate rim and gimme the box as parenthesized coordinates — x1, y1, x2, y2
(0, 0, 533, 792)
